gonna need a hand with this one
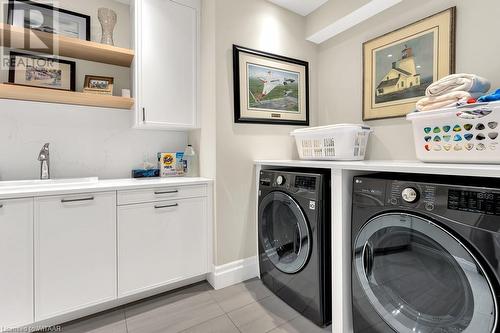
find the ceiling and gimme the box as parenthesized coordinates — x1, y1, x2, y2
(267, 0, 329, 16)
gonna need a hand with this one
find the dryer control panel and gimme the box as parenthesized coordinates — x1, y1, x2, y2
(259, 170, 327, 201)
(448, 189, 500, 215)
(387, 181, 437, 211)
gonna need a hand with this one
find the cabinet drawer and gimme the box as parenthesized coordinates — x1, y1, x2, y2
(117, 185, 207, 205)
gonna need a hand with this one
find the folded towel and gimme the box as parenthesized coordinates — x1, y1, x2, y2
(478, 89, 500, 103)
(426, 74, 491, 97)
(416, 91, 472, 112)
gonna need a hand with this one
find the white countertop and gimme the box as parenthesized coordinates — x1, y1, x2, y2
(0, 177, 212, 200)
(255, 159, 500, 178)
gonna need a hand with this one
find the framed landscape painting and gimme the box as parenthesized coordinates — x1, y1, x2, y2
(363, 7, 456, 120)
(9, 51, 76, 91)
(233, 45, 309, 126)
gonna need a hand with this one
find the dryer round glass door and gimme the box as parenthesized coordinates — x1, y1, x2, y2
(354, 213, 497, 333)
(259, 191, 311, 274)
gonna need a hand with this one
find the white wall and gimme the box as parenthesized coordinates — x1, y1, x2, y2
(0, 100, 187, 180)
(213, 0, 318, 265)
(316, 0, 500, 159)
(0, 0, 187, 181)
(189, 0, 216, 180)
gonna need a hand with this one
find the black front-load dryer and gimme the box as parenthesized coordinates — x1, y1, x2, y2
(352, 173, 500, 333)
(258, 169, 331, 327)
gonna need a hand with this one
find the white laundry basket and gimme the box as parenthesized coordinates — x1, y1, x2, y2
(407, 102, 500, 163)
(291, 124, 372, 161)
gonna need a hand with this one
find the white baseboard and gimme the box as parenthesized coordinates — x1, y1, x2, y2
(207, 256, 259, 290)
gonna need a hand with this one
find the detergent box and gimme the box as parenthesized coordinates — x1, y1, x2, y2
(158, 152, 185, 177)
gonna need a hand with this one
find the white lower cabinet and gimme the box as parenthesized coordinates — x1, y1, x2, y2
(34, 192, 117, 320)
(118, 197, 208, 296)
(0, 198, 34, 330)
(0, 182, 210, 328)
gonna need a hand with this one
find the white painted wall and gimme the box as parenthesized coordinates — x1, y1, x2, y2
(189, 0, 216, 181)
(0, 0, 187, 181)
(213, 0, 318, 265)
(316, 0, 500, 160)
(0, 100, 187, 181)
(188, 0, 217, 265)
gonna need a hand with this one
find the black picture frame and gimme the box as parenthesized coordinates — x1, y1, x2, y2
(7, 0, 91, 41)
(9, 51, 77, 91)
(233, 45, 310, 126)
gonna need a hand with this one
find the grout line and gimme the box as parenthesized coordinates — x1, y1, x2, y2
(225, 313, 243, 333)
(177, 313, 229, 333)
(225, 293, 275, 315)
(123, 309, 129, 333)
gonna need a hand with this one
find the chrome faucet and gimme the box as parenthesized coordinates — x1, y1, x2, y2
(38, 143, 50, 180)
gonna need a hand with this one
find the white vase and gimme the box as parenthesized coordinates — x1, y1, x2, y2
(98, 8, 117, 46)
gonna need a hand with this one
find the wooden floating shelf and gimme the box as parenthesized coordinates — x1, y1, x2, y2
(0, 84, 134, 110)
(0, 23, 134, 67)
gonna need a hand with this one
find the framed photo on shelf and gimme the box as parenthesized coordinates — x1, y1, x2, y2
(363, 7, 456, 120)
(9, 51, 76, 91)
(83, 75, 114, 95)
(8, 0, 91, 41)
(233, 45, 309, 126)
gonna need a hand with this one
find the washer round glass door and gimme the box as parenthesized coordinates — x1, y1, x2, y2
(354, 213, 497, 333)
(259, 191, 311, 274)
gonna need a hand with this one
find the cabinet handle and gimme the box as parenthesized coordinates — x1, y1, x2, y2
(61, 196, 95, 203)
(154, 190, 179, 195)
(142, 107, 146, 122)
(155, 203, 179, 209)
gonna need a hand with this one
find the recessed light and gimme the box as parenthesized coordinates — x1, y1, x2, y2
(388, 54, 393, 58)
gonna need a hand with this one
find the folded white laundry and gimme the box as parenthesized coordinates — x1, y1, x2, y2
(425, 74, 490, 97)
(416, 91, 472, 112)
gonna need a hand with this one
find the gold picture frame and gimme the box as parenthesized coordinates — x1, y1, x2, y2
(363, 7, 456, 121)
(83, 75, 114, 95)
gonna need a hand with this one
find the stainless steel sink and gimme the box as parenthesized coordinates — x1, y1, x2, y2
(0, 177, 99, 189)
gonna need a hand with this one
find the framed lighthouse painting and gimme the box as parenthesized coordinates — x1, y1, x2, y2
(233, 45, 309, 125)
(363, 8, 456, 120)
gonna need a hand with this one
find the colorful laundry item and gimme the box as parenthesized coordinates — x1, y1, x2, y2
(416, 91, 473, 112)
(425, 74, 491, 97)
(478, 89, 500, 103)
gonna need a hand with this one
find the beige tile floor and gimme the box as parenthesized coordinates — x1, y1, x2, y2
(51, 278, 332, 333)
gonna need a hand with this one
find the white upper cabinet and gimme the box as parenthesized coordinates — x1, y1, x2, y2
(133, 0, 200, 130)
(0, 198, 33, 330)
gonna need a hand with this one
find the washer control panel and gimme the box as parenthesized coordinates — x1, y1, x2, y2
(259, 171, 319, 195)
(389, 182, 436, 210)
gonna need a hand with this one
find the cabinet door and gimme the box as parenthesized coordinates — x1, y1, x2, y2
(0, 198, 33, 329)
(136, 0, 199, 129)
(35, 192, 116, 320)
(118, 197, 208, 296)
